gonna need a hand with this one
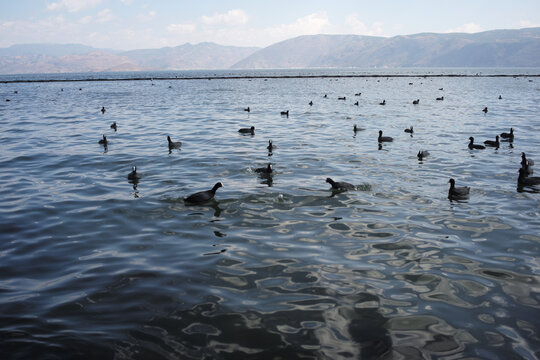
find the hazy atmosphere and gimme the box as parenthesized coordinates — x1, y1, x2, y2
(2, 0, 539, 49)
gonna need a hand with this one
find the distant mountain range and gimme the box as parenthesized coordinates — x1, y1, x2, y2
(0, 27, 538, 74)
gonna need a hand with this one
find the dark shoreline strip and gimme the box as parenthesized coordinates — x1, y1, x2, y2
(1, 73, 538, 84)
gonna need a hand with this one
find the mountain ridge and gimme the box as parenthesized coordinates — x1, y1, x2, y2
(0, 27, 539, 74)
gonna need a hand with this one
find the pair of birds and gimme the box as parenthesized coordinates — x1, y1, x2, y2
(468, 136, 499, 150)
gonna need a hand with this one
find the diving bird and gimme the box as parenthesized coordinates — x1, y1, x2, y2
(185, 182, 223, 203)
(326, 178, 355, 190)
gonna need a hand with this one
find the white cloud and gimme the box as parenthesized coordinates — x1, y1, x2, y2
(96, 8, 114, 23)
(137, 10, 157, 22)
(167, 23, 196, 35)
(265, 11, 331, 40)
(47, 0, 103, 13)
(446, 23, 483, 33)
(519, 20, 540, 28)
(201, 9, 248, 26)
(345, 14, 385, 36)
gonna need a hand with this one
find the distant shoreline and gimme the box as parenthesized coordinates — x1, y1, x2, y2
(2, 73, 539, 84)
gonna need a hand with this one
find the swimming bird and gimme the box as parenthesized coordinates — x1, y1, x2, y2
(518, 168, 540, 187)
(98, 134, 108, 145)
(404, 126, 414, 134)
(378, 130, 393, 142)
(338, 97, 346, 100)
(280, 110, 289, 117)
(101, 106, 106, 114)
(127, 166, 141, 181)
(255, 164, 273, 175)
(355, 92, 362, 96)
(354, 101, 359, 106)
(412, 99, 420, 105)
(244, 106, 250, 112)
(439, 88, 443, 91)
(483, 107, 488, 113)
(379, 100, 386, 105)
(167, 135, 182, 149)
(417, 150, 430, 160)
(185, 182, 223, 203)
(448, 178, 470, 199)
(498, 95, 502, 99)
(326, 178, 355, 190)
(309, 101, 313, 106)
(239, 126, 255, 134)
(500, 128, 514, 141)
(468, 137, 485, 150)
(323, 94, 328, 98)
(436, 96, 444, 101)
(483, 135, 500, 148)
(110, 122, 117, 131)
(521, 152, 534, 167)
(353, 124, 364, 133)
(267, 140, 275, 151)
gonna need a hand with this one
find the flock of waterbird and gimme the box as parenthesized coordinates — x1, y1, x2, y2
(96, 89, 538, 204)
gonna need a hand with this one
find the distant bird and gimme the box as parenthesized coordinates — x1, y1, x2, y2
(483, 107, 488, 113)
(110, 122, 117, 131)
(167, 135, 182, 149)
(185, 182, 223, 203)
(255, 164, 273, 175)
(500, 128, 514, 141)
(309, 101, 313, 106)
(436, 96, 444, 101)
(323, 94, 328, 98)
(417, 150, 430, 160)
(468, 137, 485, 150)
(127, 166, 141, 181)
(326, 177, 355, 191)
(353, 124, 364, 133)
(13, 91, 18, 94)
(239, 126, 255, 134)
(5, 99, 10, 102)
(412, 99, 420, 105)
(280, 110, 289, 117)
(378, 130, 393, 143)
(98, 134, 108, 145)
(354, 101, 359, 106)
(518, 168, 540, 187)
(404, 126, 414, 134)
(483, 135, 500, 148)
(101, 106, 106, 114)
(355, 92, 362, 96)
(379, 100, 386, 105)
(244, 106, 250, 112)
(267, 140, 275, 151)
(338, 97, 346, 100)
(448, 178, 470, 199)
(439, 88, 443, 90)
(498, 95, 502, 99)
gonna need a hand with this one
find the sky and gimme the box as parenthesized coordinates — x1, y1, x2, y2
(1, 0, 539, 50)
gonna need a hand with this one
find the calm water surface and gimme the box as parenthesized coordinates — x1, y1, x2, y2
(1, 69, 539, 359)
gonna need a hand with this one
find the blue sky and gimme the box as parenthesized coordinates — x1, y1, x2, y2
(1, 0, 539, 50)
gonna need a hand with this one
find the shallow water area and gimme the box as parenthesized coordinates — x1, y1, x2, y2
(1, 68, 539, 359)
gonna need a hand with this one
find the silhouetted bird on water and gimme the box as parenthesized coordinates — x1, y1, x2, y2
(267, 140, 275, 151)
(127, 166, 140, 181)
(483, 135, 500, 148)
(255, 164, 273, 175)
(500, 128, 513, 141)
(518, 168, 540, 187)
(280, 110, 289, 117)
(468, 137, 485, 150)
(167, 136, 182, 149)
(101, 106, 106, 114)
(185, 182, 223, 203)
(483, 107, 488, 113)
(239, 126, 255, 134)
(404, 126, 414, 134)
(417, 150, 429, 160)
(378, 130, 393, 142)
(436, 96, 444, 101)
(448, 178, 470, 200)
(244, 106, 250, 112)
(326, 178, 355, 190)
(412, 99, 419, 104)
(379, 100, 386, 105)
(309, 101, 313, 106)
(110, 122, 117, 131)
(98, 134, 108, 145)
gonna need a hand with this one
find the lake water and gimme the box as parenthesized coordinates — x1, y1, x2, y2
(1, 69, 539, 359)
